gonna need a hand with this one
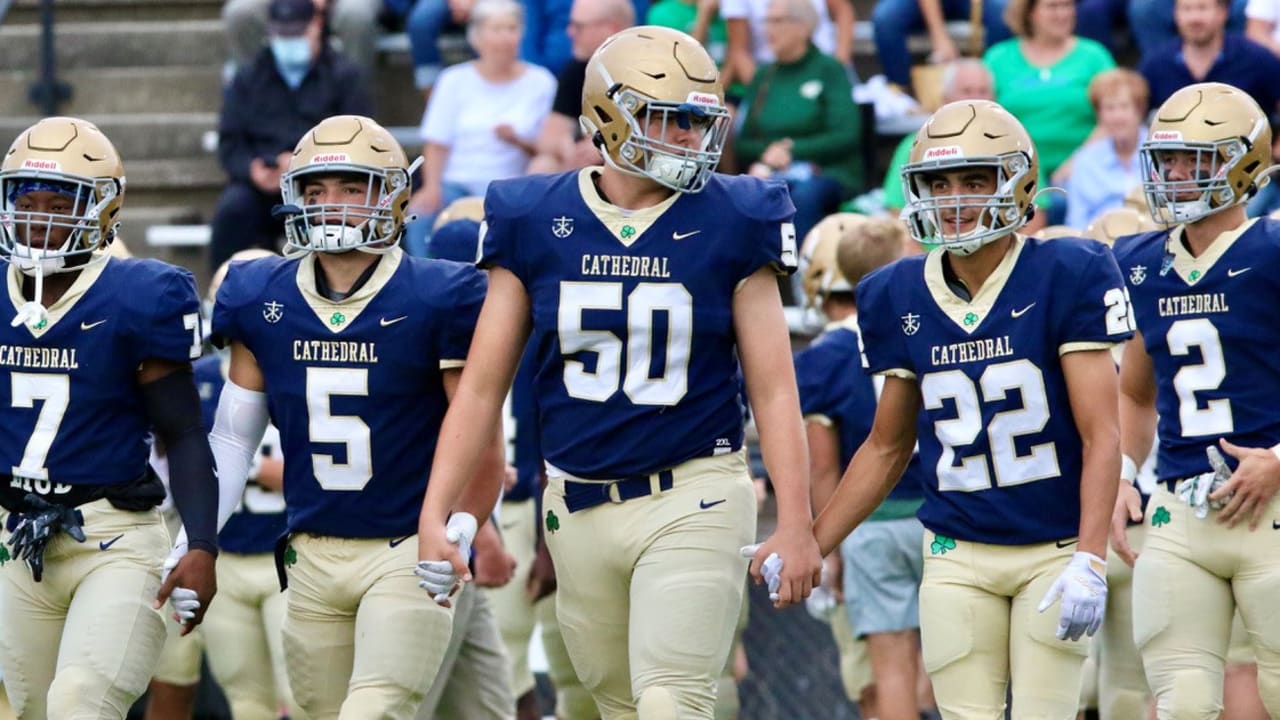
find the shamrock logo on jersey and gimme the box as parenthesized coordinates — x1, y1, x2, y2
(329, 312, 345, 327)
(1152, 506, 1171, 527)
(32, 317, 47, 330)
(930, 534, 956, 555)
(283, 544, 297, 567)
(620, 225, 636, 239)
(545, 510, 560, 534)
(963, 312, 979, 327)
(1189, 270, 1202, 282)
(0, 544, 9, 566)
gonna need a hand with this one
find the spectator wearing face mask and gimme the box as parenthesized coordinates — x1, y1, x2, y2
(209, 0, 372, 271)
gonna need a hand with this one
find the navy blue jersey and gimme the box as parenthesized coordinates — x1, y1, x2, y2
(212, 251, 485, 538)
(794, 318, 925, 503)
(1114, 219, 1280, 483)
(0, 257, 201, 488)
(857, 237, 1132, 545)
(503, 344, 542, 502)
(193, 353, 287, 554)
(481, 169, 797, 479)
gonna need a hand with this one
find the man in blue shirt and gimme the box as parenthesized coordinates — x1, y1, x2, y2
(1139, 0, 1280, 116)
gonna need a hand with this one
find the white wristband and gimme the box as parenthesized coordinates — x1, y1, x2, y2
(1120, 454, 1139, 485)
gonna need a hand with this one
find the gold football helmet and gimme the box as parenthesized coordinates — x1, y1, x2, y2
(432, 196, 484, 232)
(1140, 82, 1271, 225)
(1085, 206, 1157, 247)
(0, 116, 125, 276)
(580, 25, 730, 193)
(799, 213, 866, 308)
(279, 115, 420, 257)
(900, 100, 1038, 255)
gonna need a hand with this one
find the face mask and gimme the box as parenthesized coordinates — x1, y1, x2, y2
(270, 37, 313, 87)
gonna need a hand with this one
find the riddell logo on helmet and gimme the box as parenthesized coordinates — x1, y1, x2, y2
(21, 159, 59, 171)
(923, 145, 963, 160)
(312, 153, 350, 163)
(685, 92, 718, 106)
(1150, 131, 1183, 141)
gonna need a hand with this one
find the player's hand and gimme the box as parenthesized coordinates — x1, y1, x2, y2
(502, 465, 518, 494)
(740, 544, 782, 601)
(742, 524, 822, 608)
(822, 552, 844, 603)
(1212, 439, 1280, 529)
(155, 548, 216, 636)
(804, 554, 843, 621)
(1110, 482, 1143, 567)
(472, 532, 516, 588)
(415, 512, 477, 607)
(526, 538, 557, 602)
(1037, 551, 1107, 641)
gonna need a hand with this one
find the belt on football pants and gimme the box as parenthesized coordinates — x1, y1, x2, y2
(563, 469, 675, 514)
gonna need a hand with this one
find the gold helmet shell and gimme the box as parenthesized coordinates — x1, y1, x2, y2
(1085, 206, 1157, 247)
(1140, 82, 1271, 225)
(580, 26, 730, 193)
(900, 100, 1038, 255)
(280, 115, 416, 256)
(432, 196, 485, 232)
(799, 213, 867, 308)
(1, 116, 126, 274)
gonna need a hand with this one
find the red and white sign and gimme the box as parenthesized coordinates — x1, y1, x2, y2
(21, 159, 60, 171)
(923, 145, 963, 160)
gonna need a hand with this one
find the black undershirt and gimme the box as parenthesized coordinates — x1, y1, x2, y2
(313, 254, 382, 302)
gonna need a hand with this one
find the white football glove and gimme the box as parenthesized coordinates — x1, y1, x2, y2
(415, 512, 478, 605)
(804, 561, 839, 621)
(1175, 446, 1235, 519)
(740, 544, 784, 603)
(159, 541, 201, 624)
(1037, 551, 1107, 641)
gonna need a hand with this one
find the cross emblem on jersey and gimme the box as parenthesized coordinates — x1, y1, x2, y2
(1129, 265, 1146, 285)
(551, 216, 574, 238)
(900, 313, 920, 335)
(262, 300, 284, 323)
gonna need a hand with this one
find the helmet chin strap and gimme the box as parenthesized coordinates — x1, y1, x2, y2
(10, 252, 52, 330)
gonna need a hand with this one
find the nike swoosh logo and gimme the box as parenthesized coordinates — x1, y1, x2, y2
(1055, 538, 1078, 549)
(99, 534, 124, 551)
(1011, 303, 1036, 318)
(1228, 267, 1251, 277)
(389, 535, 413, 548)
(699, 498, 727, 510)
(380, 316, 408, 327)
(672, 230, 701, 241)
(80, 320, 107, 330)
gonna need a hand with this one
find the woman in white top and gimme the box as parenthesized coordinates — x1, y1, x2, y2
(405, 0, 557, 256)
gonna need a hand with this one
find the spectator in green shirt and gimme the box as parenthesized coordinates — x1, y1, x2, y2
(646, 0, 728, 63)
(882, 59, 1048, 238)
(984, 0, 1115, 181)
(736, 0, 861, 242)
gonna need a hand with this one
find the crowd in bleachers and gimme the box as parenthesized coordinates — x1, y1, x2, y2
(210, 0, 1280, 303)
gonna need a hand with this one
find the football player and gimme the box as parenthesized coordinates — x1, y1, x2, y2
(799, 214, 930, 720)
(204, 115, 504, 719)
(416, 25, 823, 720)
(0, 117, 218, 718)
(1111, 81, 1280, 719)
(189, 248, 301, 720)
(812, 99, 1131, 718)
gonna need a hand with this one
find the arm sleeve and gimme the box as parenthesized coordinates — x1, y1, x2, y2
(217, 74, 257, 184)
(736, 179, 798, 278)
(210, 263, 248, 348)
(143, 369, 219, 553)
(795, 344, 836, 418)
(136, 270, 202, 364)
(478, 185, 529, 282)
(1059, 242, 1135, 351)
(854, 269, 915, 377)
(208, 380, 270, 532)
(789, 61, 861, 161)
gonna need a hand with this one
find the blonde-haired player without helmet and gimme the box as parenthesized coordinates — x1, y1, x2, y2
(207, 114, 501, 719)
(813, 99, 1133, 718)
(1112, 81, 1280, 719)
(418, 24, 823, 720)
